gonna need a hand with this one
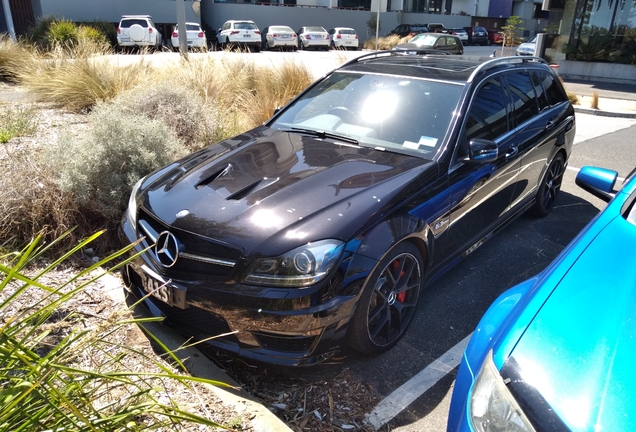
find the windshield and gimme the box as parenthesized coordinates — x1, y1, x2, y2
(409, 34, 439, 47)
(270, 71, 463, 156)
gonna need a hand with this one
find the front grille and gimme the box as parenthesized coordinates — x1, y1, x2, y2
(252, 332, 318, 353)
(137, 208, 243, 281)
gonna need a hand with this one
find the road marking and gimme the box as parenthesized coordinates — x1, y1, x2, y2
(365, 334, 472, 430)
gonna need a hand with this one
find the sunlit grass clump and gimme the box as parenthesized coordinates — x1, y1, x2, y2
(0, 231, 233, 430)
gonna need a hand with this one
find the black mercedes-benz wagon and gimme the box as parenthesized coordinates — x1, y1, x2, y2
(120, 53, 575, 365)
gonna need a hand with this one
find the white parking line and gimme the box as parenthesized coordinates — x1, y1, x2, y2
(365, 334, 472, 430)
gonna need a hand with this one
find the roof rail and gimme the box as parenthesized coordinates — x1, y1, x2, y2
(467, 56, 548, 83)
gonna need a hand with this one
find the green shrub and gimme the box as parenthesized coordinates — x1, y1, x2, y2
(47, 20, 78, 47)
(0, 106, 38, 143)
(112, 81, 211, 151)
(25, 15, 59, 48)
(45, 103, 188, 223)
(0, 232, 231, 430)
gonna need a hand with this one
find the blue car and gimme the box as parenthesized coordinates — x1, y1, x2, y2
(448, 166, 636, 432)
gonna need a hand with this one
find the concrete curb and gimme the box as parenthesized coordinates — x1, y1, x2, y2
(100, 272, 293, 432)
(573, 106, 636, 119)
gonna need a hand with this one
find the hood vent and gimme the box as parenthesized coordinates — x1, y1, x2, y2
(226, 177, 280, 201)
(196, 164, 232, 189)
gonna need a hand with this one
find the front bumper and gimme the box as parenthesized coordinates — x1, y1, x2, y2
(119, 218, 361, 366)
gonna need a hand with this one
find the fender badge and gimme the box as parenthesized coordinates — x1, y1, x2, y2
(176, 209, 190, 219)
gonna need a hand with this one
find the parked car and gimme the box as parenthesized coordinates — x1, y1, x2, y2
(328, 27, 359, 50)
(171, 22, 207, 51)
(424, 23, 449, 33)
(463, 26, 490, 45)
(216, 20, 261, 52)
(487, 29, 503, 44)
(119, 54, 575, 366)
(393, 33, 464, 55)
(447, 165, 636, 431)
(387, 23, 430, 38)
(261, 25, 297, 51)
(297, 26, 330, 50)
(117, 15, 162, 51)
(516, 36, 537, 56)
(450, 28, 469, 44)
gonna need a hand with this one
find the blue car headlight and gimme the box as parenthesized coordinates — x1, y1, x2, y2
(244, 240, 344, 287)
(125, 177, 144, 229)
(470, 350, 535, 432)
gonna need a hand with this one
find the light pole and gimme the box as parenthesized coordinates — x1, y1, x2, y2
(375, 0, 381, 51)
(176, 0, 188, 59)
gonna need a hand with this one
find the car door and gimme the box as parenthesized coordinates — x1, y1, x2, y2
(506, 70, 574, 208)
(439, 76, 523, 261)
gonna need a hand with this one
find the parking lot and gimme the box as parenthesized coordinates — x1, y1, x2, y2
(112, 46, 636, 430)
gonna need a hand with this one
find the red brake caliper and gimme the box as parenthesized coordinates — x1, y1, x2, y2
(392, 260, 407, 302)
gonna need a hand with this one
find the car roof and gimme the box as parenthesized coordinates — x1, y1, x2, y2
(121, 15, 152, 18)
(337, 52, 551, 84)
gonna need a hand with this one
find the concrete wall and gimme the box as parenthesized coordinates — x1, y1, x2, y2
(202, 2, 400, 42)
(37, 0, 200, 24)
(558, 60, 636, 85)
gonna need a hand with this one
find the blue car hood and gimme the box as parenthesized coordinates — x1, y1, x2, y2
(510, 214, 636, 431)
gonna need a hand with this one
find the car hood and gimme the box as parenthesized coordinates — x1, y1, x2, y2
(139, 127, 434, 255)
(509, 214, 636, 431)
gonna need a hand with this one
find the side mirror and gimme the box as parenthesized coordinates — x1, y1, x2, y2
(465, 138, 498, 164)
(575, 166, 617, 203)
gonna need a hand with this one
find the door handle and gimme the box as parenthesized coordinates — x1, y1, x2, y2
(545, 119, 556, 130)
(505, 145, 518, 159)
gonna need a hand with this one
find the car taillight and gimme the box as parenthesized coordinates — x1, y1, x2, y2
(272, 33, 278, 37)
(149, 28, 153, 33)
(304, 35, 311, 39)
(198, 31, 204, 37)
(117, 27, 121, 34)
(355, 34, 358, 39)
(255, 31, 260, 35)
(337, 34, 341, 39)
(172, 31, 178, 37)
(292, 34, 296, 38)
(230, 31, 239, 35)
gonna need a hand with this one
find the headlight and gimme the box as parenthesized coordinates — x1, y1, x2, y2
(125, 177, 144, 229)
(244, 240, 344, 287)
(470, 351, 535, 432)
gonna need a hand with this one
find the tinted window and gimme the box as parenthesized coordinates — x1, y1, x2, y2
(529, 71, 550, 111)
(307, 26, 326, 32)
(185, 24, 200, 31)
(543, 73, 568, 105)
(121, 19, 148, 28)
(506, 71, 539, 126)
(465, 78, 509, 142)
(235, 22, 257, 30)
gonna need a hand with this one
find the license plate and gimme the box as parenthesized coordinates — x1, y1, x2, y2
(140, 265, 187, 309)
(120, 37, 130, 42)
(280, 35, 290, 39)
(243, 34, 251, 38)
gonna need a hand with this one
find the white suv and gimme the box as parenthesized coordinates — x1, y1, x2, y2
(216, 20, 261, 52)
(117, 15, 162, 51)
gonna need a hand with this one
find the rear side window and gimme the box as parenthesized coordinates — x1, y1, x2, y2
(531, 71, 568, 107)
(465, 77, 509, 142)
(505, 71, 539, 126)
(121, 19, 148, 28)
(530, 71, 550, 111)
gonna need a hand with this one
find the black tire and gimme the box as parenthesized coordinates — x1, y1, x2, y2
(531, 153, 565, 217)
(347, 242, 423, 354)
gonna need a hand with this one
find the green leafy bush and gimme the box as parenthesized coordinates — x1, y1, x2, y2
(45, 103, 188, 222)
(563, 33, 615, 61)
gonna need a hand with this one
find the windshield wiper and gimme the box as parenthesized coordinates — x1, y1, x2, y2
(286, 127, 359, 145)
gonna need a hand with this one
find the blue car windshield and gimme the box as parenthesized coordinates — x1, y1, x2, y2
(270, 71, 463, 156)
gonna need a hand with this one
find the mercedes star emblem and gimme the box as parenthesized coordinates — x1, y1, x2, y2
(155, 231, 179, 267)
